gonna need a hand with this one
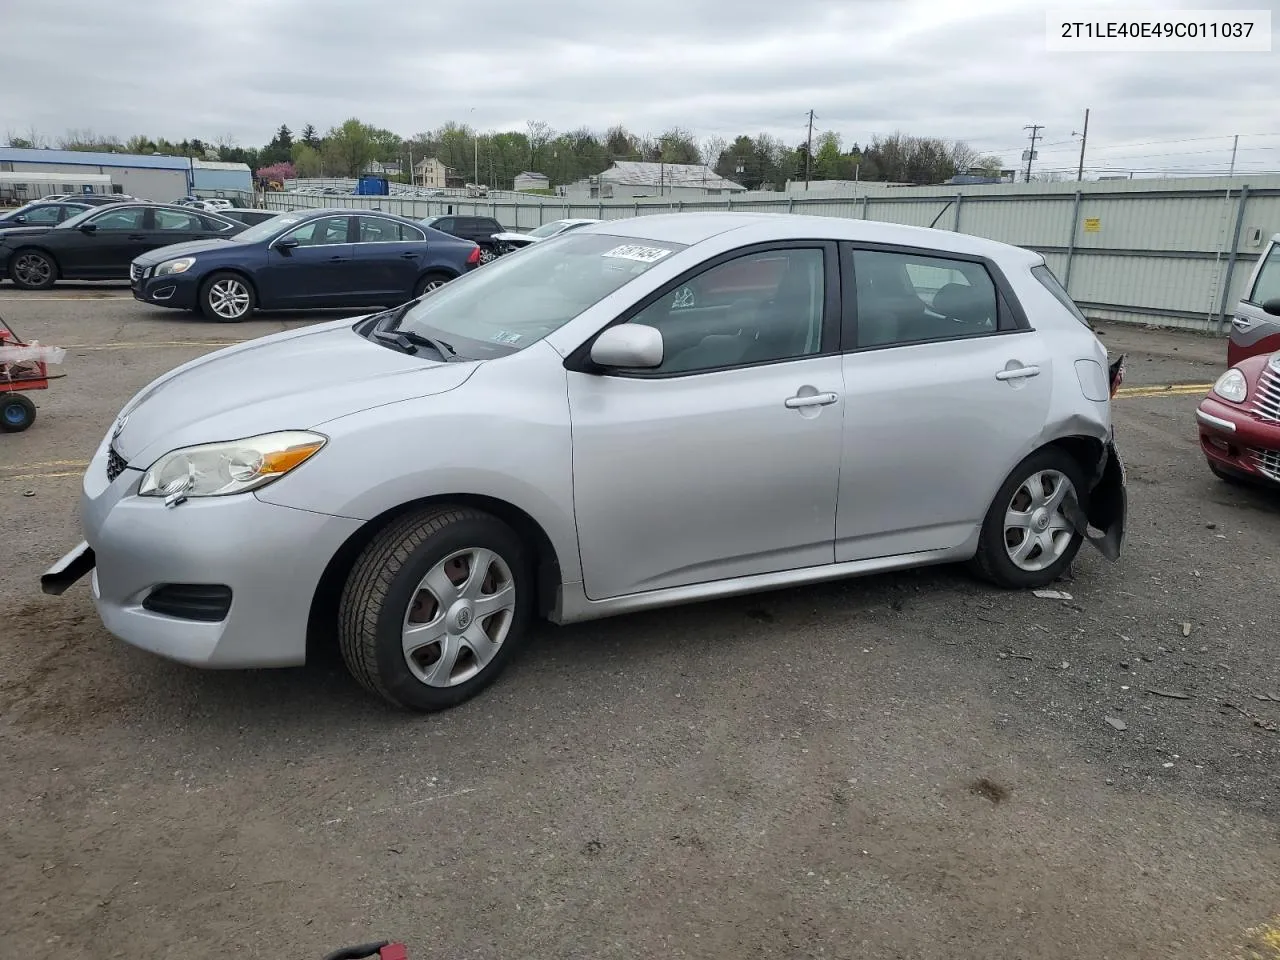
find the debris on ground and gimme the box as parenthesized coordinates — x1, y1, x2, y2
(1033, 589, 1073, 600)
(1148, 689, 1193, 700)
(1182, 622, 1192, 637)
(1105, 717, 1128, 731)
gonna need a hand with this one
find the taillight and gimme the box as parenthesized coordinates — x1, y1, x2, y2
(1108, 354, 1126, 398)
(466, 245, 481, 265)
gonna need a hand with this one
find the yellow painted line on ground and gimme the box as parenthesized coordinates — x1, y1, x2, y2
(0, 295, 133, 301)
(1, 470, 82, 482)
(61, 339, 245, 350)
(1231, 914, 1280, 958)
(1117, 383, 1213, 399)
(0, 459, 87, 471)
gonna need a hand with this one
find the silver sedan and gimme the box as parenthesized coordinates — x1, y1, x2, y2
(43, 213, 1128, 711)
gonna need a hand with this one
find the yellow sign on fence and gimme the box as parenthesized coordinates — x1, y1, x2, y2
(1083, 217, 1101, 233)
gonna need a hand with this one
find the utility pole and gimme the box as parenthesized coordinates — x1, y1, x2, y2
(1023, 124, 1043, 183)
(804, 109, 815, 190)
(1074, 109, 1090, 181)
(1228, 134, 1239, 176)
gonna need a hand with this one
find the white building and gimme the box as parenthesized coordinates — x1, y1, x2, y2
(413, 157, 451, 188)
(513, 171, 550, 192)
(559, 161, 746, 201)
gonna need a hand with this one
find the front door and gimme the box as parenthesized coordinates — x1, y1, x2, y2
(1229, 237, 1280, 364)
(259, 215, 355, 308)
(65, 205, 150, 278)
(835, 245, 1053, 562)
(568, 244, 845, 600)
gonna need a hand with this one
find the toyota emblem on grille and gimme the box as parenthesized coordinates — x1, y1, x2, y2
(111, 414, 129, 440)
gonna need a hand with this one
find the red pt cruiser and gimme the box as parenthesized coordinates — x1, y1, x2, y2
(1198, 346, 1280, 487)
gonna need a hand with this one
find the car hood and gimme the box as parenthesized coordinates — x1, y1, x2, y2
(492, 231, 534, 243)
(0, 225, 54, 243)
(111, 317, 479, 467)
(133, 237, 237, 265)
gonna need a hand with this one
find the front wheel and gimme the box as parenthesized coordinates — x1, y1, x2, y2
(338, 506, 533, 711)
(0, 393, 36, 432)
(9, 249, 58, 290)
(969, 447, 1087, 589)
(200, 272, 255, 322)
(477, 245, 497, 265)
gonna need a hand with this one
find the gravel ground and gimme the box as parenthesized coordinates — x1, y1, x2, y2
(1, 287, 1277, 960)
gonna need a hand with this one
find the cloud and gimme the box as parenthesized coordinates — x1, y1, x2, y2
(1, 0, 1276, 174)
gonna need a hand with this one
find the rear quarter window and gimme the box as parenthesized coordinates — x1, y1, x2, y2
(1031, 264, 1090, 327)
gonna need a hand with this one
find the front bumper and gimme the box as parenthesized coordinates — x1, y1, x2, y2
(43, 436, 363, 667)
(1196, 395, 1280, 484)
(132, 267, 201, 309)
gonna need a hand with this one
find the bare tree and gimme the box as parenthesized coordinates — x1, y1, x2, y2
(700, 135, 727, 170)
(526, 120, 554, 168)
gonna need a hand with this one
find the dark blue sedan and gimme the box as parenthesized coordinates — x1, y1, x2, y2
(130, 208, 482, 321)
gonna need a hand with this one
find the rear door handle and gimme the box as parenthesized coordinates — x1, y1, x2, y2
(399, 252, 418, 259)
(328, 256, 350, 263)
(127, 234, 147, 240)
(785, 392, 839, 408)
(995, 366, 1041, 381)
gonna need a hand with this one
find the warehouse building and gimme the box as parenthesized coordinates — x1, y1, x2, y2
(0, 147, 249, 202)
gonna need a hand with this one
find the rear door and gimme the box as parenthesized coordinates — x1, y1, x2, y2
(834, 244, 1052, 562)
(259, 214, 355, 308)
(1229, 236, 1280, 364)
(150, 207, 218, 248)
(351, 215, 426, 304)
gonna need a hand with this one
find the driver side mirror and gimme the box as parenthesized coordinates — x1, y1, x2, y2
(13, 215, 25, 224)
(590, 324, 663, 369)
(79, 222, 97, 234)
(274, 236, 299, 252)
(1263, 298, 1280, 317)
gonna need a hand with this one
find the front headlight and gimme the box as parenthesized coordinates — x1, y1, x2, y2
(1212, 368, 1248, 404)
(138, 430, 326, 500)
(155, 256, 196, 277)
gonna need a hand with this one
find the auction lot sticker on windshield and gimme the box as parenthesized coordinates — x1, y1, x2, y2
(603, 244, 672, 264)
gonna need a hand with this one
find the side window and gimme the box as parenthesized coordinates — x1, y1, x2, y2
(88, 207, 146, 231)
(24, 206, 64, 224)
(481, 219, 502, 235)
(626, 248, 826, 375)
(399, 223, 426, 242)
(1249, 242, 1280, 305)
(357, 217, 415, 242)
(851, 248, 999, 348)
(432, 217, 455, 234)
(284, 216, 351, 246)
(154, 209, 204, 231)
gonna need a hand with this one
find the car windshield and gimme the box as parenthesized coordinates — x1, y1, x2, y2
(399, 233, 686, 357)
(229, 213, 310, 243)
(527, 221, 570, 239)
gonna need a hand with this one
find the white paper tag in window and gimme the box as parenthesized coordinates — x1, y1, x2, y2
(602, 244, 672, 264)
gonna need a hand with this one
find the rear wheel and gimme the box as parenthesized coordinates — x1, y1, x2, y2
(338, 506, 533, 711)
(413, 271, 452, 297)
(0, 394, 36, 432)
(9, 249, 58, 290)
(970, 447, 1087, 589)
(200, 271, 255, 322)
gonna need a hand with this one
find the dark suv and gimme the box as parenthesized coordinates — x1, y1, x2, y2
(420, 215, 505, 263)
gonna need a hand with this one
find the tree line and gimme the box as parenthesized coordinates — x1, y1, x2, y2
(5, 120, 1004, 189)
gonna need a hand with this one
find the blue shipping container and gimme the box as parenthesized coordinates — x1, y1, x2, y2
(357, 175, 389, 195)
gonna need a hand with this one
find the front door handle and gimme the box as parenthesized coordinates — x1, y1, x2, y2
(127, 234, 147, 240)
(400, 252, 419, 260)
(785, 392, 839, 408)
(328, 255, 350, 263)
(995, 366, 1041, 381)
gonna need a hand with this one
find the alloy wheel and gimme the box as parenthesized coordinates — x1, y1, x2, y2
(208, 278, 250, 319)
(1003, 469, 1077, 571)
(13, 253, 52, 286)
(401, 547, 516, 688)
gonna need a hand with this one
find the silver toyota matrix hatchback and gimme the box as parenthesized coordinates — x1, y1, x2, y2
(43, 213, 1128, 712)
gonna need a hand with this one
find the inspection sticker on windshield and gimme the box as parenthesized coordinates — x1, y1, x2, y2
(490, 330, 522, 345)
(602, 244, 672, 264)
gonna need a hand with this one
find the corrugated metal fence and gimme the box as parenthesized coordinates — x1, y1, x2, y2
(264, 176, 1280, 333)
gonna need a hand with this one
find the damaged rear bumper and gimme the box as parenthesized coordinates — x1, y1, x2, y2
(1064, 436, 1127, 561)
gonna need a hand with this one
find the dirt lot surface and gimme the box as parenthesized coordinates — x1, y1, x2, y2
(1, 287, 1278, 960)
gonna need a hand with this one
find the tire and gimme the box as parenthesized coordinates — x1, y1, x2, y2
(9, 249, 58, 290)
(477, 245, 497, 265)
(969, 446, 1087, 589)
(200, 271, 255, 322)
(338, 506, 533, 711)
(0, 393, 36, 432)
(1208, 460, 1252, 487)
(413, 271, 452, 297)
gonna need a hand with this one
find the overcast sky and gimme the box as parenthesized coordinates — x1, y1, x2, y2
(2, 0, 1277, 175)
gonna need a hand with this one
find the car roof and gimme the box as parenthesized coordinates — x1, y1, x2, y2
(575, 212, 1042, 264)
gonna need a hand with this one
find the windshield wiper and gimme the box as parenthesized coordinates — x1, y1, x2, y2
(368, 299, 458, 359)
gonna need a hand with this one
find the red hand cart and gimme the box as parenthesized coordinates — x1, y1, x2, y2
(0, 314, 65, 433)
